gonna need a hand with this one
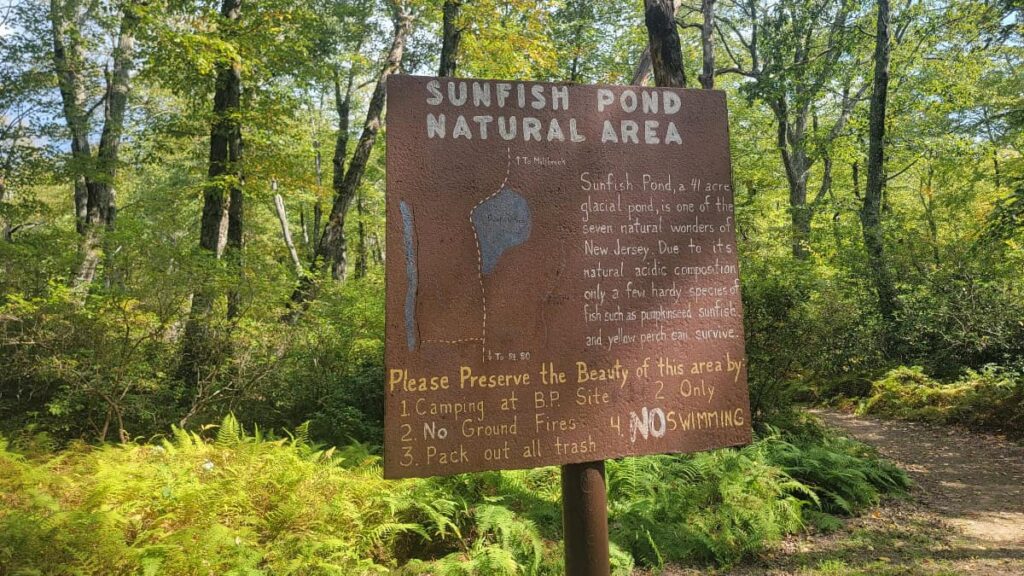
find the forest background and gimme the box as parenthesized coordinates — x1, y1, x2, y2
(0, 0, 1022, 573)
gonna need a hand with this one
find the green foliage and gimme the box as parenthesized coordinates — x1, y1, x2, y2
(986, 175, 1024, 243)
(763, 432, 909, 517)
(1, 0, 1020, 572)
(0, 274, 388, 446)
(895, 269, 1024, 376)
(859, 364, 1024, 437)
(0, 414, 419, 574)
(739, 254, 886, 417)
(0, 286, 183, 441)
(955, 365, 1024, 432)
(399, 503, 562, 576)
(609, 446, 809, 567)
(458, 0, 562, 80)
(605, 418, 908, 569)
(859, 366, 961, 422)
(1, 0, 1020, 448)
(0, 415, 907, 574)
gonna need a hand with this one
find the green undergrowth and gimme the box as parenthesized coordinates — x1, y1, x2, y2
(856, 365, 1024, 437)
(0, 414, 907, 575)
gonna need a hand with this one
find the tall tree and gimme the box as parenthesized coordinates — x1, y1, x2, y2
(329, 63, 353, 233)
(0, 13, 50, 243)
(50, 0, 140, 284)
(199, 0, 243, 263)
(439, 0, 462, 77)
(643, 0, 687, 87)
(677, 0, 717, 88)
(0, 162, 8, 242)
(860, 0, 898, 322)
(316, 1, 413, 282)
(179, 0, 243, 386)
(49, 0, 90, 232)
(698, 0, 716, 89)
(553, 0, 595, 83)
(717, 0, 864, 258)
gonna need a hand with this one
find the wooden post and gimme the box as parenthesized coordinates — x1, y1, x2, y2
(561, 460, 610, 576)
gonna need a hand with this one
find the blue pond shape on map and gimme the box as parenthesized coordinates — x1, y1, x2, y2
(471, 187, 532, 276)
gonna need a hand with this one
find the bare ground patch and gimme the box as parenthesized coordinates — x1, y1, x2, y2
(639, 410, 1024, 575)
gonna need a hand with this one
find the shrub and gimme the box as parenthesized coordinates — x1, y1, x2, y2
(608, 446, 811, 567)
(0, 275, 390, 449)
(0, 416, 426, 574)
(858, 366, 968, 423)
(859, 364, 1024, 437)
(954, 365, 1024, 433)
(0, 414, 908, 574)
(895, 270, 1024, 377)
(763, 434, 909, 518)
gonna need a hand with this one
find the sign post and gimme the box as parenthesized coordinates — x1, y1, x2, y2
(562, 461, 609, 576)
(383, 75, 752, 572)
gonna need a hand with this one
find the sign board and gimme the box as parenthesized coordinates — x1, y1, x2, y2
(384, 75, 751, 479)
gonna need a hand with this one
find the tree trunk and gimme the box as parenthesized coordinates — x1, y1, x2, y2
(93, 10, 138, 230)
(51, 0, 139, 286)
(0, 177, 9, 242)
(371, 233, 384, 264)
(861, 0, 898, 323)
(992, 149, 1000, 188)
(226, 183, 243, 319)
(852, 160, 861, 199)
(438, 0, 461, 77)
(199, 0, 242, 261)
(643, 0, 687, 87)
(49, 0, 91, 234)
(774, 99, 813, 259)
(74, 5, 139, 286)
(215, 0, 244, 321)
(317, 4, 412, 281)
(631, 47, 653, 86)
(916, 166, 940, 267)
(312, 201, 322, 258)
(355, 190, 367, 279)
(305, 64, 352, 287)
(308, 111, 320, 257)
(273, 189, 302, 273)
(790, 180, 812, 259)
(698, 0, 715, 89)
(329, 65, 353, 227)
(180, 0, 243, 385)
(300, 206, 310, 245)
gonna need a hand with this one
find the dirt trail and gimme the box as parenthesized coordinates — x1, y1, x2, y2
(655, 410, 1024, 575)
(809, 410, 1024, 575)
(817, 410, 1024, 548)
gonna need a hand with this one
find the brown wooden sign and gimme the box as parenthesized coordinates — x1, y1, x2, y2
(384, 75, 751, 479)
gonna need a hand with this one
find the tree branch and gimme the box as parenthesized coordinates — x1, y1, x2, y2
(886, 158, 919, 182)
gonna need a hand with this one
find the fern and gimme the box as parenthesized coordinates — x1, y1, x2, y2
(215, 413, 244, 447)
(763, 435, 909, 516)
(0, 415, 909, 574)
(475, 504, 545, 574)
